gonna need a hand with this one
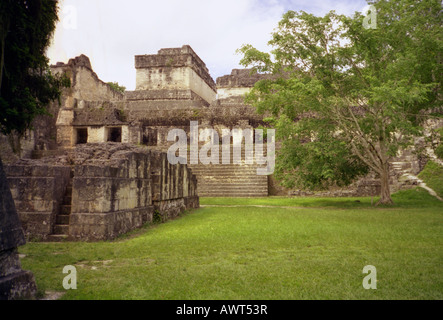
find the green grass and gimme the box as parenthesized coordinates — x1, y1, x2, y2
(418, 160, 443, 198)
(19, 188, 442, 300)
(201, 187, 443, 208)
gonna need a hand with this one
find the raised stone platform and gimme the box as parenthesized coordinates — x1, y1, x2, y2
(5, 143, 199, 241)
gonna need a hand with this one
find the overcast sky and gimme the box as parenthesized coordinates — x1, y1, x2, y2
(47, 0, 368, 91)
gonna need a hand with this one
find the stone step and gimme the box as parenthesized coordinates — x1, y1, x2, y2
(190, 169, 267, 174)
(200, 192, 268, 197)
(198, 180, 268, 188)
(199, 193, 268, 197)
(202, 188, 269, 192)
(193, 170, 268, 174)
(194, 175, 266, 179)
(197, 178, 267, 183)
(31, 149, 65, 159)
(53, 224, 69, 235)
(56, 214, 70, 225)
(192, 172, 265, 176)
(200, 186, 268, 190)
(200, 182, 268, 186)
(189, 164, 267, 168)
(190, 165, 266, 169)
(198, 180, 268, 187)
(63, 195, 72, 205)
(187, 152, 269, 157)
(60, 205, 71, 215)
(186, 159, 268, 164)
(195, 174, 268, 179)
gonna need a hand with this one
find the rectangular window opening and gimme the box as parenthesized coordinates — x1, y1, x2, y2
(76, 128, 88, 144)
(107, 127, 122, 142)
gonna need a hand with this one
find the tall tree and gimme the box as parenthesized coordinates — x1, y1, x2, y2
(238, 0, 442, 204)
(0, 0, 69, 142)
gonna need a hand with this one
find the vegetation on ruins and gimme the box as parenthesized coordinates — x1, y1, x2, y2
(434, 128, 443, 160)
(0, 0, 69, 149)
(107, 81, 126, 94)
(238, 0, 442, 205)
(418, 160, 443, 199)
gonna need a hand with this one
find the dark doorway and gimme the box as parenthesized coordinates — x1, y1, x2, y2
(108, 127, 122, 142)
(143, 128, 158, 146)
(76, 128, 88, 144)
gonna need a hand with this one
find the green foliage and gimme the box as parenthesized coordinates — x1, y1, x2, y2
(433, 127, 443, 160)
(107, 81, 126, 94)
(435, 144, 443, 160)
(0, 0, 70, 136)
(117, 108, 127, 122)
(152, 210, 162, 224)
(238, 1, 442, 203)
(418, 161, 443, 198)
(191, 108, 201, 119)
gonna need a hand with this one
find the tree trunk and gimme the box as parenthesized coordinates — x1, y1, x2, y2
(377, 162, 394, 205)
(0, 18, 10, 91)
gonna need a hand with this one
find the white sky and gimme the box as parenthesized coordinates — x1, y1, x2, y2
(47, 0, 367, 91)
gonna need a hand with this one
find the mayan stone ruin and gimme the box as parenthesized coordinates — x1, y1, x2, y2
(0, 44, 441, 242)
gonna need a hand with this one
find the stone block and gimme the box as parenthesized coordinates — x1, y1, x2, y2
(17, 212, 53, 237)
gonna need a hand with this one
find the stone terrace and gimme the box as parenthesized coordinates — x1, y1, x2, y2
(5, 143, 199, 241)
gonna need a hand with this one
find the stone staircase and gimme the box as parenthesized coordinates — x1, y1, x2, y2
(48, 171, 73, 241)
(149, 143, 270, 197)
(390, 148, 442, 201)
(187, 144, 269, 197)
(189, 163, 268, 197)
(389, 148, 422, 192)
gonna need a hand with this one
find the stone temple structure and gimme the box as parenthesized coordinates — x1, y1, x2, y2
(50, 45, 272, 198)
(0, 45, 274, 242)
(0, 44, 441, 242)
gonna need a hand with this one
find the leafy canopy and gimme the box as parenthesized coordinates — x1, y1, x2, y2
(238, 0, 442, 196)
(0, 0, 70, 136)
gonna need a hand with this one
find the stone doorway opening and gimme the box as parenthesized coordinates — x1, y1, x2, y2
(107, 127, 122, 142)
(76, 128, 88, 144)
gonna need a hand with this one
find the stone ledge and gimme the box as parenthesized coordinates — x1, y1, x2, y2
(126, 89, 206, 102)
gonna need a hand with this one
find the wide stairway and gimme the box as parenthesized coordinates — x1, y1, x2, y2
(187, 144, 269, 197)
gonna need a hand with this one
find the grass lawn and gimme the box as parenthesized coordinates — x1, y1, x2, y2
(19, 187, 442, 300)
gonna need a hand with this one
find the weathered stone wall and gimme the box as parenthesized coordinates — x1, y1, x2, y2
(52, 55, 126, 148)
(4, 163, 71, 239)
(150, 151, 199, 220)
(70, 148, 153, 240)
(5, 143, 199, 241)
(52, 55, 125, 102)
(135, 45, 216, 104)
(216, 69, 274, 100)
(69, 144, 198, 240)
